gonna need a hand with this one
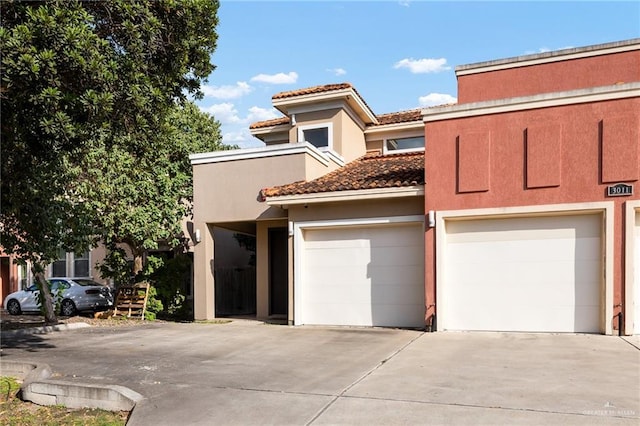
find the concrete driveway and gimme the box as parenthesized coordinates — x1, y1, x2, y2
(1, 320, 639, 425)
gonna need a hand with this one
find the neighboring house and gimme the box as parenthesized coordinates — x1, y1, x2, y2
(193, 38, 639, 335)
(190, 84, 427, 327)
(0, 250, 24, 302)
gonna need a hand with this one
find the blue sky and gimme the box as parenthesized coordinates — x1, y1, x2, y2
(195, 1, 640, 148)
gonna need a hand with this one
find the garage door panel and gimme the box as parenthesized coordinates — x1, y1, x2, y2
(448, 238, 600, 264)
(443, 214, 601, 333)
(299, 223, 425, 328)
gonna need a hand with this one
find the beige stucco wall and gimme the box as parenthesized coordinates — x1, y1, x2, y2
(287, 196, 425, 223)
(193, 154, 311, 224)
(337, 110, 367, 162)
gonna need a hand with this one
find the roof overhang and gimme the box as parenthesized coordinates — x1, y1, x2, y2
(422, 83, 640, 122)
(265, 185, 425, 208)
(272, 87, 378, 125)
(249, 123, 291, 142)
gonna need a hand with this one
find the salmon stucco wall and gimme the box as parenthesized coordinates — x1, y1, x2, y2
(424, 97, 640, 332)
(457, 49, 640, 104)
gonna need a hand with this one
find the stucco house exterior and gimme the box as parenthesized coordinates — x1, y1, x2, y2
(191, 38, 639, 335)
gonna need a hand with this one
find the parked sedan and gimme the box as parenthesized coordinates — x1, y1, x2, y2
(3, 278, 114, 316)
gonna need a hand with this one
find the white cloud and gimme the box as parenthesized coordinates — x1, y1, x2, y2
(394, 58, 451, 74)
(198, 103, 280, 149)
(398, 1, 411, 7)
(418, 93, 457, 107)
(201, 82, 252, 99)
(199, 103, 242, 124)
(327, 68, 347, 76)
(250, 72, 298, 84)
(246, 106, 279, 122)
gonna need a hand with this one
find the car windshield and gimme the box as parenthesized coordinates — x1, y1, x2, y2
(71, 279, 104, 287)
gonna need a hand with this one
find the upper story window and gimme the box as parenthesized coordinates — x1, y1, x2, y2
(298, 123, 333, 150)
(385, 136, 425, 153)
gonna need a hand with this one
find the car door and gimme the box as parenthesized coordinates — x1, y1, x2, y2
(49, 279, 69, 305)
(19, 284, 41, 311)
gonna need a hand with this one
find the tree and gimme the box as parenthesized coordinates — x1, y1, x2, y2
(86, 102, 234, 283)
(1, 0, 220, 324)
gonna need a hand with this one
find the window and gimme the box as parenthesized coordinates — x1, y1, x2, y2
(74, 251, 90, 277)
(385, 136, 425, 152)
(298, 123, 333, 149)
(51, 249, 67, 277)
(50, 250, 91, 278)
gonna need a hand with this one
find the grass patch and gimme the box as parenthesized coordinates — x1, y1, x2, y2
(0, 376, 129, 426)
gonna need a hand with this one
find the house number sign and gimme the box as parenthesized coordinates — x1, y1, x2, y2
(606, 183, 633, 197)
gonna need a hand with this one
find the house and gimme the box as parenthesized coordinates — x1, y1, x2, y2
(424, 39, 640, 335)
(190, 84, 427, 327)
(190, 38, 640, 335)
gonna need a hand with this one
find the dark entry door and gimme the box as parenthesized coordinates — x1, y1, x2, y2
(269, 228, 288, 316)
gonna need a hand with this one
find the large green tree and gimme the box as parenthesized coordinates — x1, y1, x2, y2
(1, 0, 220, 324)
(84, 102, 233, 283)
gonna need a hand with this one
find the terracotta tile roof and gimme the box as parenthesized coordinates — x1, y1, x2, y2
(249, 116, 290, 130)
(376, 109, 423, 125)
(261, 151, 424, 198)
(272, 83, 354, 100)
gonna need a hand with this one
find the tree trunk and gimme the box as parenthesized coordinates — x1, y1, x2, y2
(133, 252, 144, 276)
(33, 268, 58, 325)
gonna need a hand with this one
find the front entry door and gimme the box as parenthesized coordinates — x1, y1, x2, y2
(269, 228, 288, 316)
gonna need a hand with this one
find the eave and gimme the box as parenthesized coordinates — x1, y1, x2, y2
(265, 185, 425, 207)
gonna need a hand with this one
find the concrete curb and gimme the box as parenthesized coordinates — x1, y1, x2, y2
(1, 360, 144, 412)
(1, 322, 91, 338)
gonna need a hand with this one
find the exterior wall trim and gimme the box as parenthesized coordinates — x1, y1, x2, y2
(422, 83, 640, 122)
(625, 200, 640, 335)
(456, 39, 640, 76)
(266, 186, 425, 207)
(292, 215, 425, 326)
(434, 201, 615, 335)
(189, 142, 329, 166)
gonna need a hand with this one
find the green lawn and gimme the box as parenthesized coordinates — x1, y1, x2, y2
(0, 377, 129, 425)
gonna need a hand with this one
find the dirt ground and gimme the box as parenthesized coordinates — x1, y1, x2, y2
(0, 309, 153, 331)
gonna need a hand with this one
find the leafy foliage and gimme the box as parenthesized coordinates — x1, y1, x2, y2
(1, 0, 222, 324)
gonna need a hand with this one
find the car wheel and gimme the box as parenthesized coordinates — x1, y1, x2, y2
(6, 299, 21, 315)
(60, 299, 77, 317)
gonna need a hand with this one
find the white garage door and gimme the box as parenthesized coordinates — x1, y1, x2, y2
(297, 223, 425, 328)
(442, 214, 602, 333)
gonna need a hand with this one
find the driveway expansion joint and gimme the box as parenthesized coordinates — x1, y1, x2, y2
(305, 331, 426, 425)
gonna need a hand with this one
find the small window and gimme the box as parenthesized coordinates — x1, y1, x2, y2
(385, 136, 425, 152)
(51, 249, 67, 277)
(298, 123, 333, 149)
(74, 251, 90, 277)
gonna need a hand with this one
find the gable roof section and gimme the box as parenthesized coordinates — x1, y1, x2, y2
(249, 116, 290, 130)
(375, 109, 423, 125)
(272, 82, 355, 100)
(262, 151, 424, 199)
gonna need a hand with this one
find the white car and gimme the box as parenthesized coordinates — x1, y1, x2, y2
(3, 278, 114, 316)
